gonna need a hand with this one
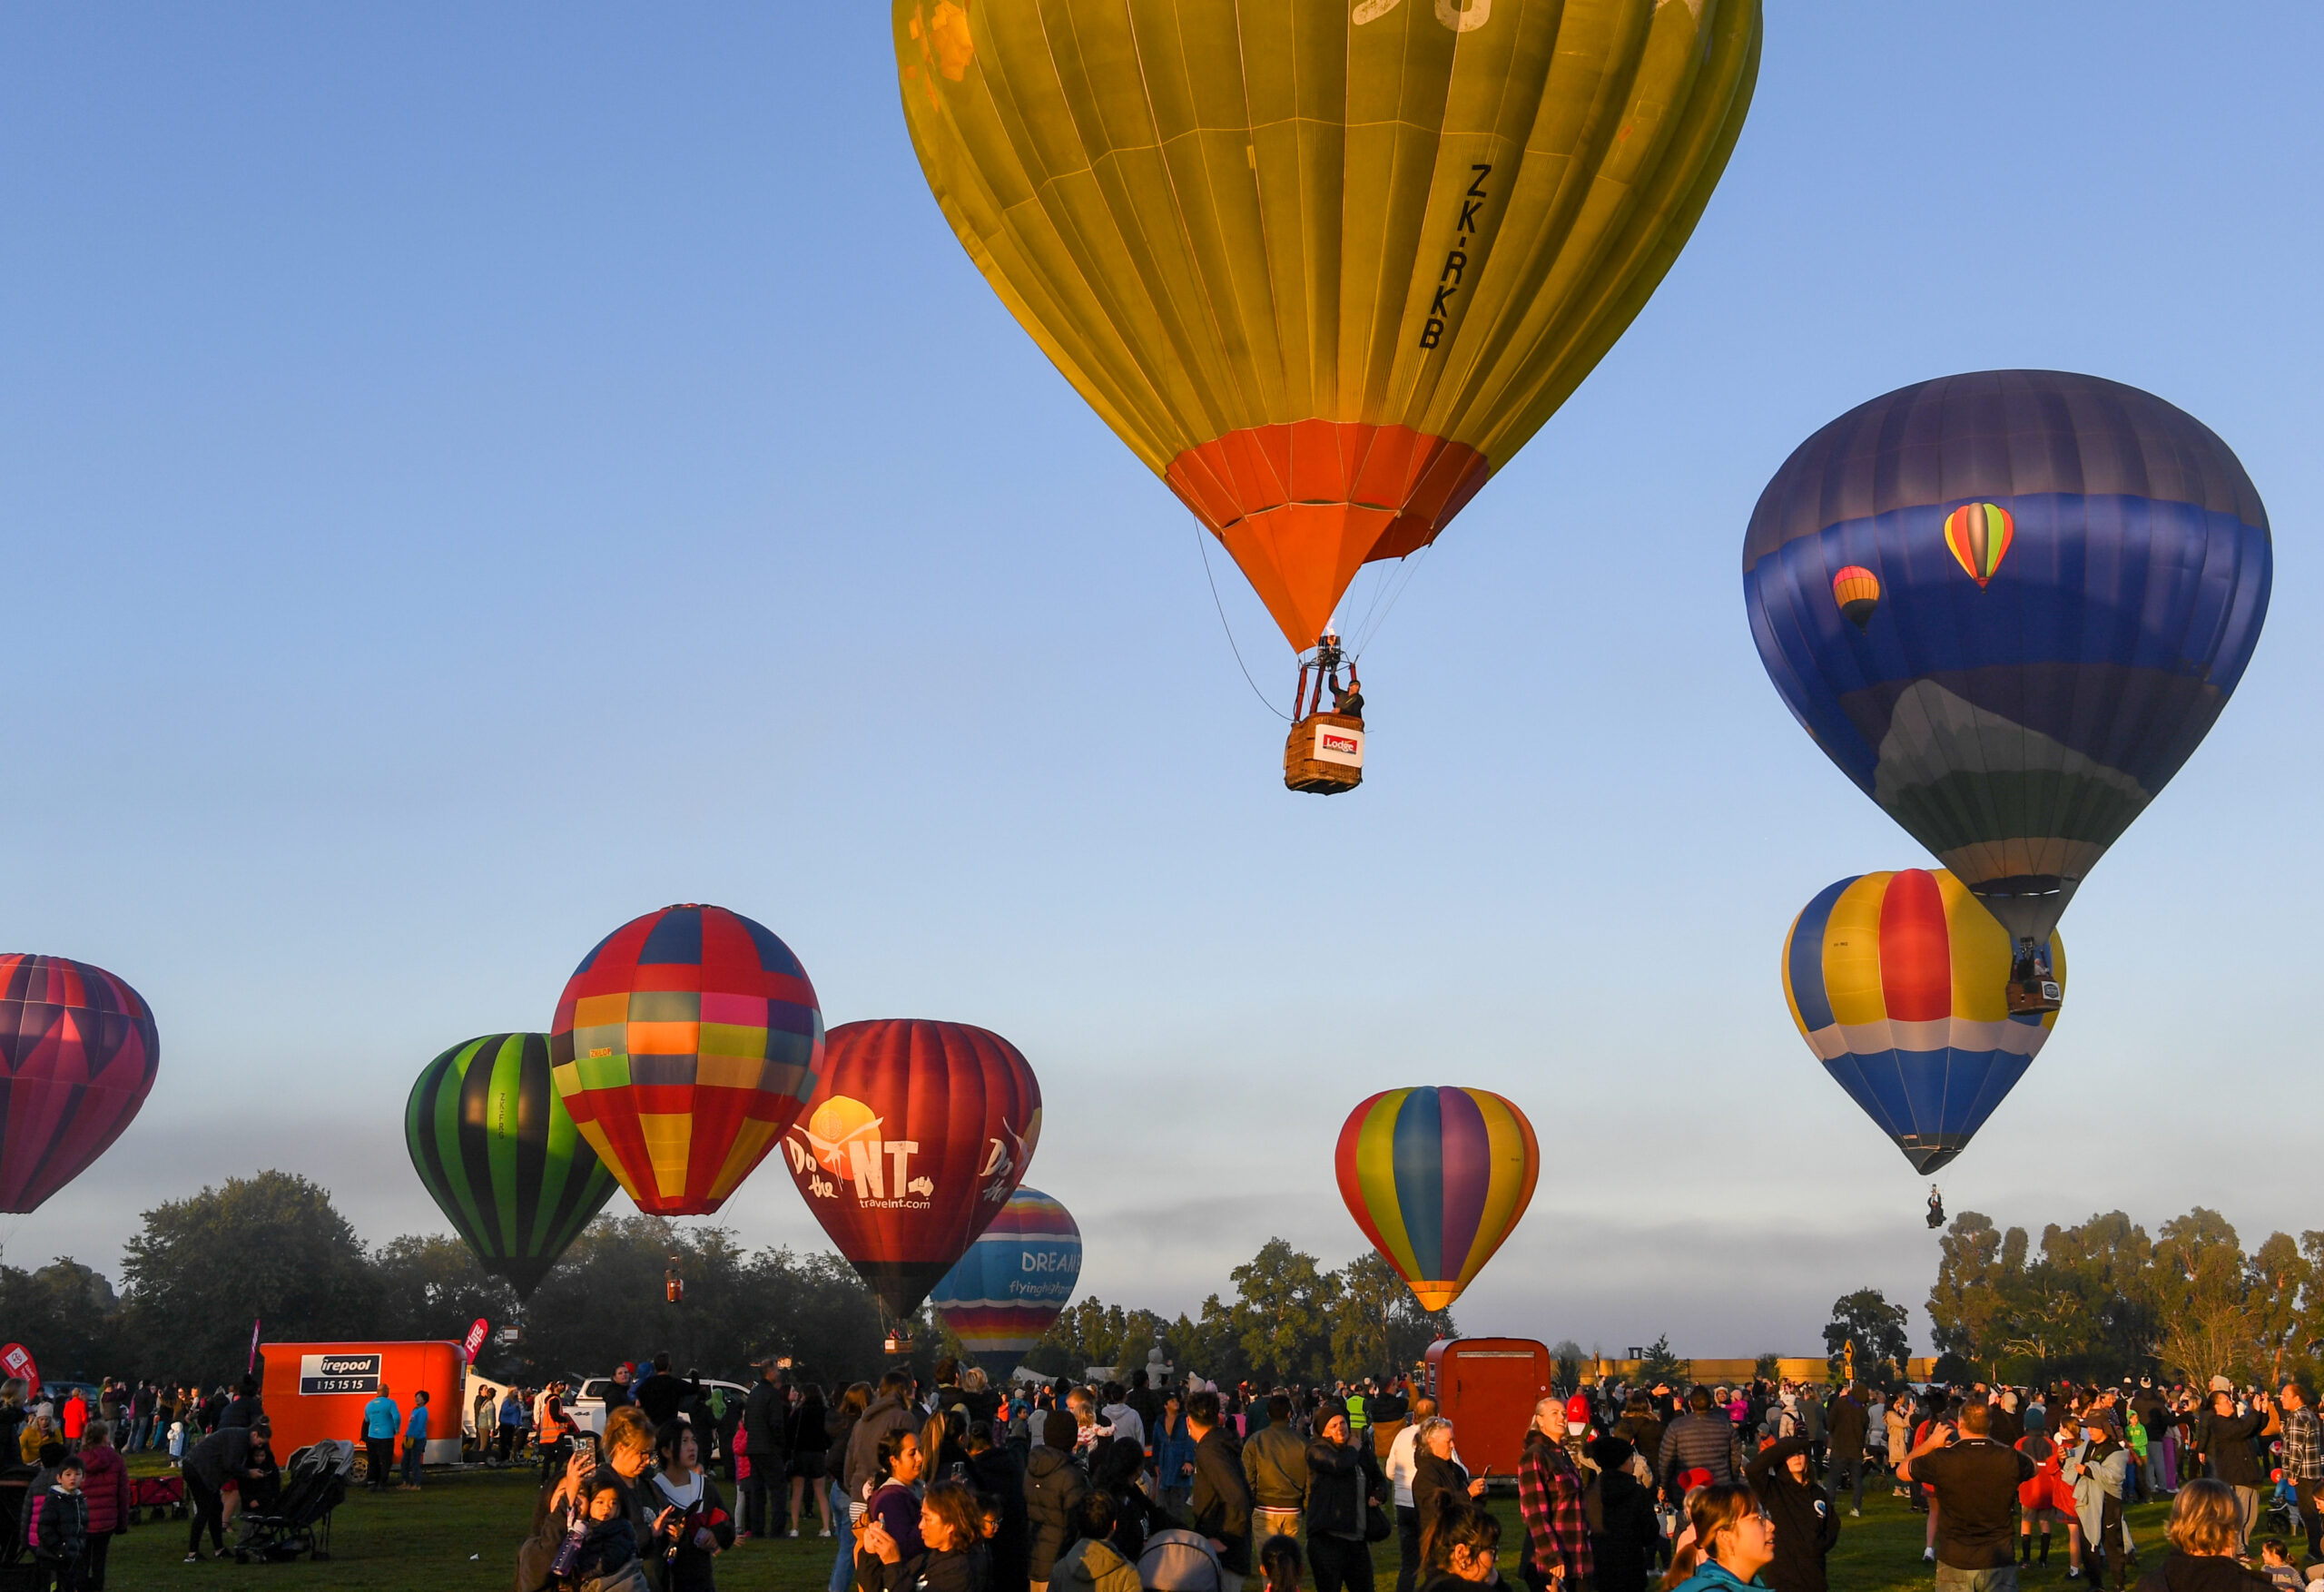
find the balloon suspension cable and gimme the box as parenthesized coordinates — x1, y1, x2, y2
(1348, 538, 1436, 662)
(1194, 523, 1291, 722)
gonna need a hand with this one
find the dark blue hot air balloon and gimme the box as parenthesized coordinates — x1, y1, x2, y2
(1744, 371, 2271, 978)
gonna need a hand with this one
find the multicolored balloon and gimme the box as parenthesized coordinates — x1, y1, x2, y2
(893, 0, 1762, 656)
(783, 1019, 1040, 1322)
(1783, 868, 2063, 1174)
(551, 904, 823, 1216)
(1745, 371, 2271, 955)
(0, 956, 158, 1213)
(406, 1034, 621, 1299)
(927, 1185, 1082, 1382)
(1334, 1086, 1538, 1312)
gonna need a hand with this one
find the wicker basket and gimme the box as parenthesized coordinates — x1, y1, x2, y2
(1284, 712, 1365, 793)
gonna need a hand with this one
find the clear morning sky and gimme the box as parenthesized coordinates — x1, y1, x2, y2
(1, 4, 2316, 1355)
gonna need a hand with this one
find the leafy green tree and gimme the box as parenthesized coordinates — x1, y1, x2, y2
(0, 1257, 125, 1381)
(1330, 1253, 1454, 1382)
(1753, 1352, 1781, 1381)
(1928, 1212, 2013, 1377)
(123, 1171, 379, 1382)
(1231, 1240, 1341, 1386)
(370, 1234, 518, 1346)
(1823, 1288, 1909, 1384)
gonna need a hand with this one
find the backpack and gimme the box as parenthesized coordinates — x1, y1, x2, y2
(1137, 1528, 1226, 1592)
(1058, 1534, 1147, 1592)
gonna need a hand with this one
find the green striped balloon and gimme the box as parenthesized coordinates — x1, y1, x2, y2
(406, 1033, 619, 1299)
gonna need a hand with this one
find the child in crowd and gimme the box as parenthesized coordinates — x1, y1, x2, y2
(551, 1479, 643, 1592)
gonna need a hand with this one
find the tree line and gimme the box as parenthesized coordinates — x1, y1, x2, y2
(1927, 1206, 2324, 1388)
(0, 1174, 1456, 1392)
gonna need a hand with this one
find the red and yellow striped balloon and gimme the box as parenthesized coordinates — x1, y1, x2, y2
(1830, 565, 1881, 629)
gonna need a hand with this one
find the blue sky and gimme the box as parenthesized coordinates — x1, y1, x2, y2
(1, 3, 2316, 1358)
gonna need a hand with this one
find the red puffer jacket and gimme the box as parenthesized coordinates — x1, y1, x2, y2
(78, 1444, 130, 1535)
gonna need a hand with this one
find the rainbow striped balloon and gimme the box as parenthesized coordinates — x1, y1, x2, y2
(1334, 1087, 1539, 1313)
(927, 1185, 1081, 1381)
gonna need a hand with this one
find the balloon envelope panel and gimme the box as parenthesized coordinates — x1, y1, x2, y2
(927, 1185, 1081, 1380)
(784, 1019, 1042, 1322)
(1334, 1086, 1538, 1312)
(407, 1033, 620, 1299)
(1781, 868, 2063, 1174)
(1744, 370, 2271, 944)
(895, 0, 1761, 648)
(0, 956, 157, 1214)
(551, 905, 824, 1216)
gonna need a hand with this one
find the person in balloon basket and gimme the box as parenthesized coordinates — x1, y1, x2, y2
(648, 1419, 734, 1592)
(360, 1381, 402, 1493)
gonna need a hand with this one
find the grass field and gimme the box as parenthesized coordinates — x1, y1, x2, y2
(103, 1459, 2186, 1592)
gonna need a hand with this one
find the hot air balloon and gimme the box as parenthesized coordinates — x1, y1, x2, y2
(550, 904, 823, 1217)
(783, 1019, 1040, 1326)
(0, 956, 157, 1213)
(1783, 868, 2064, 1174)
(894, 0, 1762, 784)
(926, 1185, 1082, 1382)
(1744, 371, 2271, 1006)
(1334, 1086, 1537, 1312)
(1830, 565, 1880, 630)
(406, 1034, 621, 1299)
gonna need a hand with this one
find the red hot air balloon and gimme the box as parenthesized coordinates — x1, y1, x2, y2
(782, 1019, 1040, 1323)
(0, 956, 158, 1213)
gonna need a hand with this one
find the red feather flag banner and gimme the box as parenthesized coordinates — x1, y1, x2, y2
(0, 955, 159, 1213)
(783, 1019, 1041, 1322)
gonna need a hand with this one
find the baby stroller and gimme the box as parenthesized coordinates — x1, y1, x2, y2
(232, 1440, 353, 1564)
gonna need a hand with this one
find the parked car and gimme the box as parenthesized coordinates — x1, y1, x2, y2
(563, 1376, 749, 1440)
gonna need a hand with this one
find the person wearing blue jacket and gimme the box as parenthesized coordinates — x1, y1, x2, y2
(1664, 1483, 1777, 1592)
(360, 1384, 401, 1494)
(400, 1391, 431, 1490)
(1155, 1391, 1199, 1519)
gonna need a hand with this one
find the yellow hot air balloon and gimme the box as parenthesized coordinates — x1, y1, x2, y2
(894, 0, 1761, 767)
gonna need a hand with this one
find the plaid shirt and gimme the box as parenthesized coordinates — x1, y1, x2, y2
(2284, 1405, 2323, 1481)
(1518, 1434, 1593, 1583)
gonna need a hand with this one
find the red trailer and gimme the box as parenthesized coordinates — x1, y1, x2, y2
(1422, 1338, 1551, 1482)
(260, 1341, 466, 1468)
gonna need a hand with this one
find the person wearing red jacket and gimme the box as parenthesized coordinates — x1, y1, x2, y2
(61, 1391, 88, 1453)
(77, 1420, 132, 1590)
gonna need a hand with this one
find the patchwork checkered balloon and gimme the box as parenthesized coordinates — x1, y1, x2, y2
(551, 904, 823, 1216)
